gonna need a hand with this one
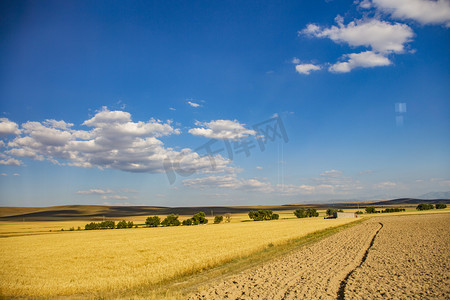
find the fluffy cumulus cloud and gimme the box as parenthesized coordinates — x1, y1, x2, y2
(0, 107, 233, 175)
(295, 1, 431, 74)
(371, 0, 450, 27)
(302, 17, 414, 53)
(0, 118, 21, 136)
(188, 120, 256, 140)
(295, 63, 321, 75)
(183, 174, 274, 193)
(0, 157, 22, 166)
(329, 51, 392, 72)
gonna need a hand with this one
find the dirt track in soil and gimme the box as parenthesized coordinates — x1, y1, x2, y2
(188, 214, 449, 299)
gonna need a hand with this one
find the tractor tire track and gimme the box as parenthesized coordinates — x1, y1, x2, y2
(336, 222, 383, 300)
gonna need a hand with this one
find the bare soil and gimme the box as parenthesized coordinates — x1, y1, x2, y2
(188, 214, 450, 299)
(345, 214, 449, 299)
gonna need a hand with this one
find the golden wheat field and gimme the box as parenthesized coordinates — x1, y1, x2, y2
(0, 216, 358, 297)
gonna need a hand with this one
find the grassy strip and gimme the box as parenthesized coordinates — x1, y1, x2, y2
(92, 218, 367, 300)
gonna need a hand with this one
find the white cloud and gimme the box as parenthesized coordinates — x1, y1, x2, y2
(372, 0, 450, 27)
(169, 107, 176, 111)
(12, 173, 20, 176)
(320, 169, 343, 177)
(183, 174, 273, 193)
(256, 166, 263, 170)
(0, 118, 21, 136)
(6, 146, 45, 160)
(76, 189, 112, 195)
(302, 18, 414, 53)
(1, 173, 7, 176)
(374, 181, 397, 189)
(101, 195, 129, 200)
(329, 50, 392, 72)
(187, 101, 201, 108)
(1, 108, 233, 175)
(0, 158, 22, 166)
(295, 64, 321, 75)
(184, 169, 363, 196)
(188, 119, 256, 140)
(291, 57, 301, 64)
(358, 0, 372, 9)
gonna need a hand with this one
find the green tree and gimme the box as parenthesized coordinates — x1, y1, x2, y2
(306, 208, 319, 217)
(326, 208, 337, 216)
(248, 210, 278, 221)
(116, 220, 128, 229)
(145, 216, 161, 227)
(416, 203, 434, 211)
(365, 207, 378, 214)
(214, 215, 224, 224)
(294, 208, 307, 218)
(192, 212, 208, 225)
(161, 214, 181, 226)
(182, 218, 193, 226)
(435, 203, 447, 209)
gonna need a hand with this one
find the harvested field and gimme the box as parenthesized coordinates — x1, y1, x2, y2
(345, 214, 450, 299)
(189, 213, 450, 299)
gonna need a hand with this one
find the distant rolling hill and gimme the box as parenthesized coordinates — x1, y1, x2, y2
(371, 198, 450, 206)
(0, 198, 448, 221)
(417, 191, 450, 199)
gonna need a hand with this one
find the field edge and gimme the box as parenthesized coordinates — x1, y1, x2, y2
(96, 218, 366, 300)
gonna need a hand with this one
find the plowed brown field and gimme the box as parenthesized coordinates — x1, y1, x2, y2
(189, 214, 449, 299)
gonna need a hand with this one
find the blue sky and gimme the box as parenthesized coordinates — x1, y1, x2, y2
(1, 0, 449, 207)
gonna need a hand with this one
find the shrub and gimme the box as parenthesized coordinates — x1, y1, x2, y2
(182, 218, 193, 226)
(69, 227, 75, 231)
(306, 208, 319, 217)
(192, 212, 208, 225)
(326, 208, 337, 216)
(271, 213, 279, 220)
(381, 208, 405, 213)
(127, 221, 134, 228)
(435, 203, 447, 209)
(85, 222, 98, 230)
(294, 208, 307, 218)
(101, 220, 115, 229)
(161, 214, 181, 226)
(248, 210, 278, 221)
(365, 207, 378, 214)
(84, 220, 115, 230)
(355, 211, 364, 215)
(214, 215, 224, 224)
(145, 216, 161, 227)
(182, 212, 209, 225)
(294, 208, 318, 218)
(416, 203, 434, 211)
(116, 220, 128, 229)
